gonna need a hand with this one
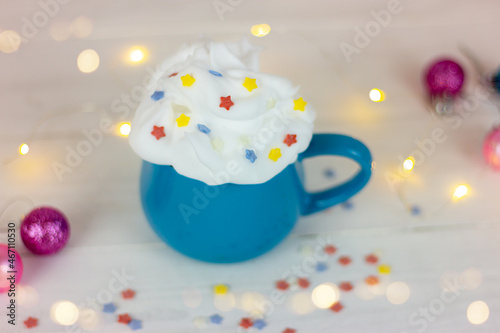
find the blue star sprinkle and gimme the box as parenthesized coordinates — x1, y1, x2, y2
(316, 262, 328, 272)
(410, 205, 421, 216)
(128, 319, 142, 330)
(209, 314, 223, 324)
(246, 149, 257, 163)
(197, 124, 211, 134)
(102, 303, 117, 313)
(209, 70, 223, 77)
(151, 91, 165, 101)
(253, 319, 267, 330)
(323, 168, 335, 178)
(340, 201, 353, 210)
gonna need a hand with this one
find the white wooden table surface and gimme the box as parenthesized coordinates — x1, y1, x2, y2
(1, 1, 500, 332)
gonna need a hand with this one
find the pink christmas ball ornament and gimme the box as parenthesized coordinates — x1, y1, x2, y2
(483, 127, 500, 169)
(425, 59, 465, 98)
(21, 207, 70, 255)
(0, 244, 23, 293)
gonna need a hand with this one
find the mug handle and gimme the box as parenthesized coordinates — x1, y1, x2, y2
(298, 133, 372, 215)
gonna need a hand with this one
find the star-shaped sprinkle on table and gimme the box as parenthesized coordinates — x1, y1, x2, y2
(283, 134, 297, 147)
(338, 256, 352, 266)
(365, 253, 379, 264)
(276, 279, 290, 291)
(118, 313, 132, 324)
(220, 96, 234, 110)
(243, 77, 258, 92)
(330, 302, 344, 312)
(378, 264, 391, 275)
(151, 91, 164, 101)
(122, 289, 136, 299)
(269, 148, 282, 161)
(339, 281, 353, 292)
(24, 317, 38, 328)
(103, 302, 117, 313)
(297, 277, 310, 288)
(324, 244, 337, 255)
(209, 314, 223, 324)
(365, 275, 379, 286)
(128, 319, 142, 330)
(246, 149, 257, 163)
(239, 318, 253, 329)
(176, 114, 190, 127)
(181, 74, 195, 86)
(293, 97, 307, 111)
(253, 319, 267, 330)
(282, 328, 296, 333)
(213, 284, 229, 295)
(316, 262, 328, 272)
(197, 124, 210, 134)
(151, 125, 165, 140)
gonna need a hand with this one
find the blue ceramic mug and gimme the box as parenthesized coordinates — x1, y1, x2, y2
(140, 133, 372, 263)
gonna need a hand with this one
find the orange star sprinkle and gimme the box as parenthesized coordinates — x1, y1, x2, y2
(118, 313, 132, 324)
(122, 289, 135, 299)
(151, 125, 165, 140)
(283, 134, 297, 147)
(330, 302, 344, 312)
(365, 275, 379, 286)
(338, 256, 352, 266)
(220, 96, 234, 110)
(24, 317, 38, 328)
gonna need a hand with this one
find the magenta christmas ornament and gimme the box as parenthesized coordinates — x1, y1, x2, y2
(483, 126, 500, 169)
(21, 207, 70, 255)
(424, 59, 465, 115)
(0, 244, 23, 293)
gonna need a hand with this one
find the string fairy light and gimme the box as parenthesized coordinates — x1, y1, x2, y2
(369, 88, 385, 102)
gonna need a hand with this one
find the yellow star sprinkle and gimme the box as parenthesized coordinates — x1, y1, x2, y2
(213, 284, 229, 295)
(181, 74, 196, 87)
(176, 113, 190, 127)
(293, 97, 307, 111)
(268, 148, 282, 162)
(378, 264, 391, 275)
(242, 77, 258, 92)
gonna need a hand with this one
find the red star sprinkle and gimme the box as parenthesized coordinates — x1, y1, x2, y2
(297, 277, 310, 289)
(365, 275, 380, 286)
(365, 253, 379, 264)
(283, 134, 297, 147)
(151, 125, 166, 140)
(118, 313, 132, 324)
(330, 302, 344, 312)
(276, 280, 290, 291)
(338, 256, 352, 266)
(283, 328, 296, 333)
(339, 281, 353, 291)
(219, 96, 234, 110)
(122, 288, 135, 299)
(324, 244, 337, 255)
(169, 72, 178, 77)
(239, 318, 253, 328)
(24, 317, 38, 328)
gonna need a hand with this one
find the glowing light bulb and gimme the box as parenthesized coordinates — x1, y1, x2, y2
(19, 143, 30, 155)
(77, 49, 99, 73)
(386, 281, 410, 305)
(119, 123, 131, 136)
(467, 300, 489, 325)
(369, 88, 385, 102)
(403, 157, 414, 171)
(0, 30, 21, 53)
(129, 48, 144, 63)
(251, 24, 271, 37)
(453, 184, 469, 200)
(50, 301, 79, 326)
(311, 283, 339, 309)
